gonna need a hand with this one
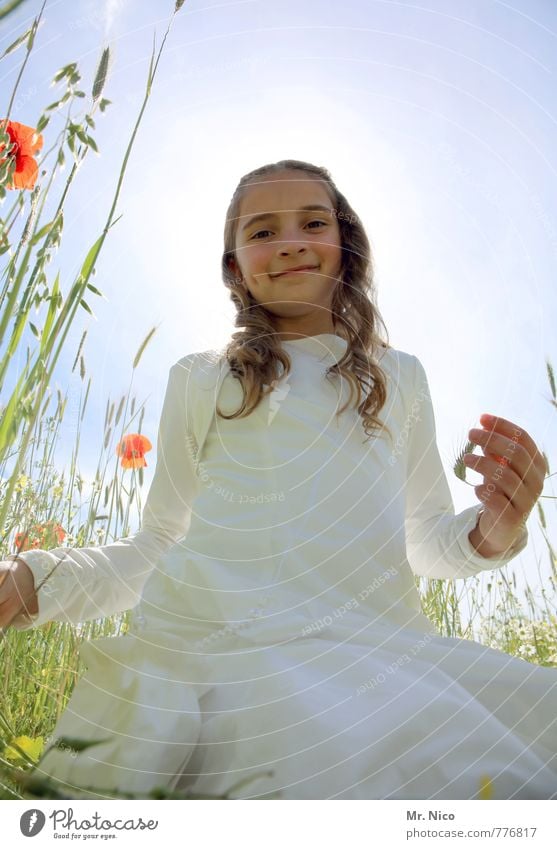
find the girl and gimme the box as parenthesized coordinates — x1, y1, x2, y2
(2, 159, 556, 801)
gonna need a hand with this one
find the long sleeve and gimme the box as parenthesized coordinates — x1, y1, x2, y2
(404, 354, 528, 579)
(8, 357, 201, 630)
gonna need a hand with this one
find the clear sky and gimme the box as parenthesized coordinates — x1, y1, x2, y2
(2, 0, 556, 621)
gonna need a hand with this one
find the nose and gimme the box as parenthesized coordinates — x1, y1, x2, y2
(277, 239, 309, 257)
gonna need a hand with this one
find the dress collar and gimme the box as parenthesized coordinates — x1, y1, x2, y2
(280, 332, 348, 365)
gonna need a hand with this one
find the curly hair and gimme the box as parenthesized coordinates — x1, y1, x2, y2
(218, 159, 393, 444)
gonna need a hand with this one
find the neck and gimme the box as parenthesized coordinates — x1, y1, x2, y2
(273, 320, 338, 341)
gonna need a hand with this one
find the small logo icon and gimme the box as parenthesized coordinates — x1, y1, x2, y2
(20, 809, 46, 837)
(267, 379, 291, 425)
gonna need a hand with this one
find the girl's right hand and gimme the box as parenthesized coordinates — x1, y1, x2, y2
(0, 558, 39, 628)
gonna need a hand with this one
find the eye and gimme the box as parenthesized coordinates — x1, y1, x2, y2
(250, 220, 328, 240)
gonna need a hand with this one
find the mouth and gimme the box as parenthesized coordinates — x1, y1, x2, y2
(271, 265, 319, 278)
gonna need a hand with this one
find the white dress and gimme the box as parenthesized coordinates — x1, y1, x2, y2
(17, 333, 557, 800)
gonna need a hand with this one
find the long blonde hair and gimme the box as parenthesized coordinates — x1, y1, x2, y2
(219, 159, 392, 444)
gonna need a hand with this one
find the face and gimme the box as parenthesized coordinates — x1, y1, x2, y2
(228, 170, 343, 338)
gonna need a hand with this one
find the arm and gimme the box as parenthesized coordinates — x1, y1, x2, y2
(8, 358, 200, 629)
(404, 355, 528, 579)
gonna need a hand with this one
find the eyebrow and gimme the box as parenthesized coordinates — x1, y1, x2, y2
(240, 204, 333, 233)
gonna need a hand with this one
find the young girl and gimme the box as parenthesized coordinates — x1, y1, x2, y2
(3, 159, 556, 801)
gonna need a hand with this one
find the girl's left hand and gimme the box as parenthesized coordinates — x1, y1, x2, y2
(462, 413, 547, 553)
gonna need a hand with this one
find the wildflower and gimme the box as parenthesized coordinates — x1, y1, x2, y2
(0, 119, 44, 190)
(4, 735, 45, 764)
(478, 774, 494, 799)
(14, 520, 66, 552)
(14, 474, 30, 492)
(116, 433, 152, 469)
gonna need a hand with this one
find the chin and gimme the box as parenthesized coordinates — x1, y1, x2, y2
(265, 303, 321, 317)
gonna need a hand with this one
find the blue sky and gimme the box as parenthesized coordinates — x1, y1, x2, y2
(1, 0, 556, 620)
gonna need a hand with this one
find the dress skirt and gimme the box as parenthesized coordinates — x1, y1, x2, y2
(32, 610, 557, 801)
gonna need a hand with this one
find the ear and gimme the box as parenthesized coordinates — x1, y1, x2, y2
(227, 256, 246, 290)
(227, 254, 240, 277)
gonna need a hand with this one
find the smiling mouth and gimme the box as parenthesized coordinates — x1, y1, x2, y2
(272, 267, 319, 278)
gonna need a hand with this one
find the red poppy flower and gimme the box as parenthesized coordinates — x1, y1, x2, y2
(0, 119, 44, 190)
(14, 521, 66, 552)
(116, 433, 153, 469)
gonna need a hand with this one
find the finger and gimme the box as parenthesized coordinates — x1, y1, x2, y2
(0, 570, 33, 617)
(469, 428, 545, 493)
(0, 568, 12, 603)
(0, 595, 22, 628)
(474, 485, 523, 522)
(479, 415, 546, 475)
(464, 453, 533, 514)
(8, 612, 33, 628)
(11, 580, 35, 614)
